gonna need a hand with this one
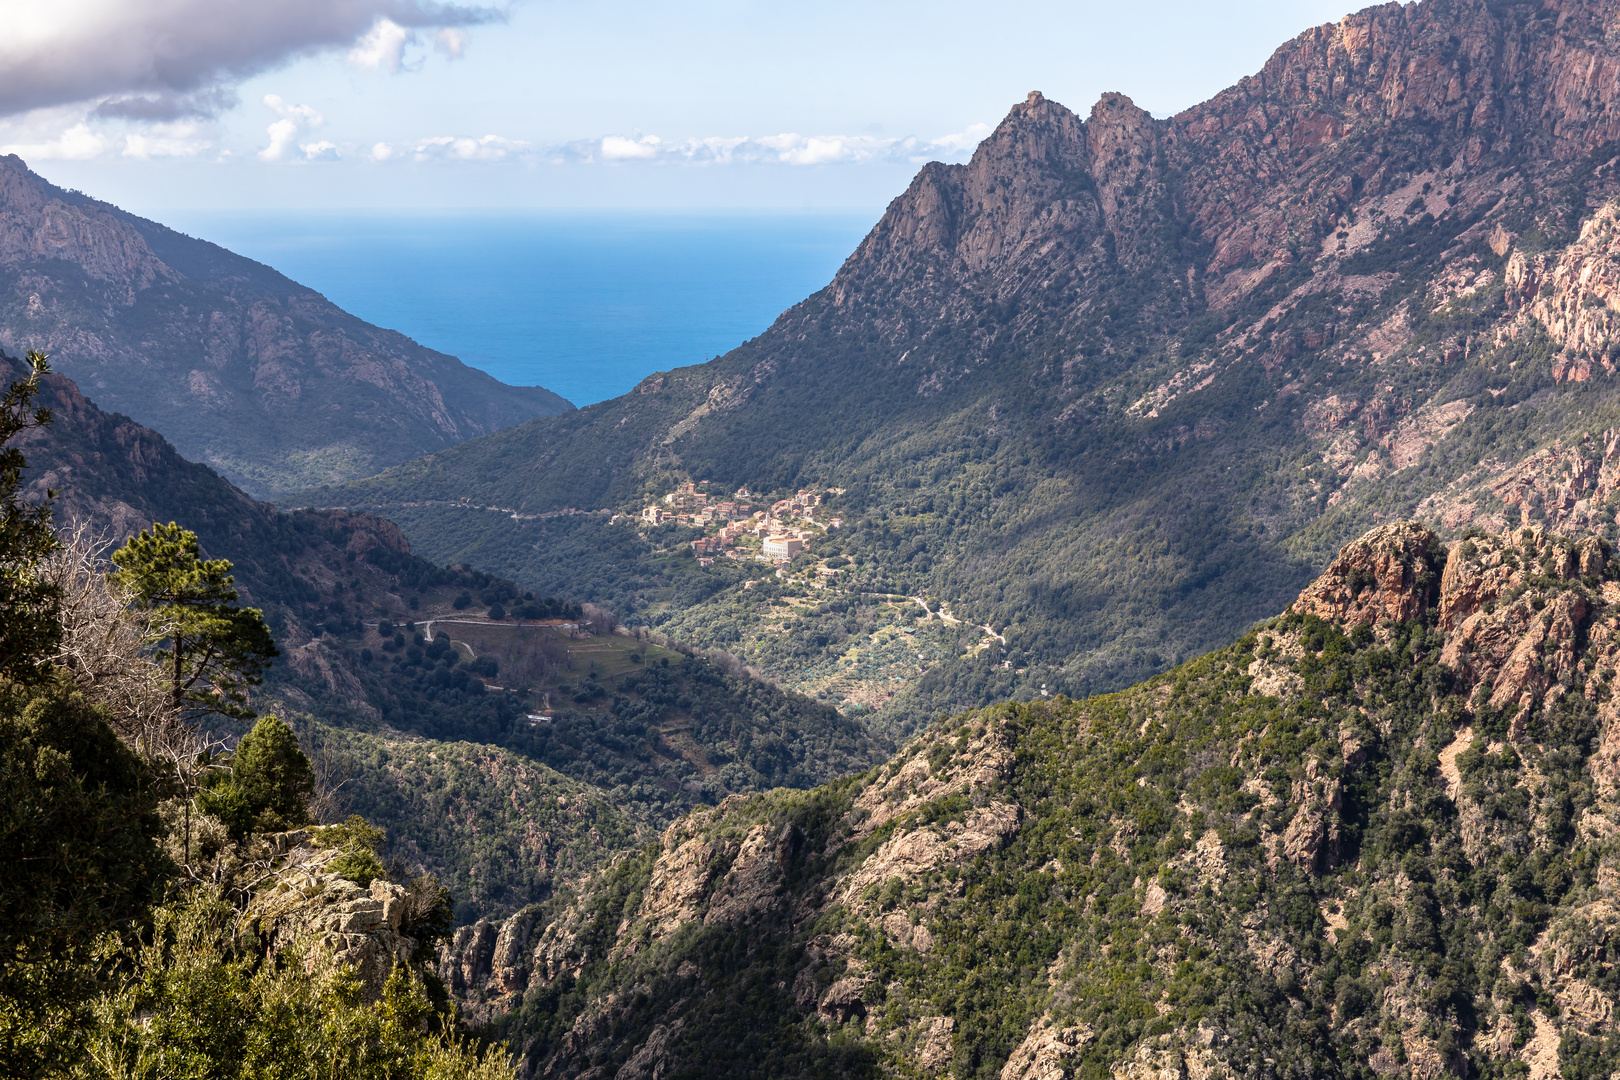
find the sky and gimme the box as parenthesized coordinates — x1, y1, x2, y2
(0, 0, 1359, 213)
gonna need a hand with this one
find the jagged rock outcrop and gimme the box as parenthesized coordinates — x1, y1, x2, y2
(426, 520, 1620, 1079)
(240, 830, 427, 999)
(0, 156, 570, 496)
(999, 1017, 1093, 1080)
(1291, 522, 1446, 627)
(1507, 202, 1620, 379)
(1437, 527, 1606, 713)
(435, 722, 1019, 1076)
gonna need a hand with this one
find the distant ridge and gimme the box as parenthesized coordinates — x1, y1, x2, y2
(0, 155, 572, 497)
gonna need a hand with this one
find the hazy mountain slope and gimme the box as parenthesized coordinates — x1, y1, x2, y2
(439, 520, 1620, 1080)
(304, 0, 1620, 727)
(0, 155, 570, 496)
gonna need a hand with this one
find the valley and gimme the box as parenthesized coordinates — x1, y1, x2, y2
(444, 519, 1620, 1080)
(6, 348, 886, 921)
(287, 3, 1620, 744)
(23, 0, 1620, 1077)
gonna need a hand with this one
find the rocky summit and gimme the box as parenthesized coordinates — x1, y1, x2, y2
(0, 156, 571, 497)
(305, 0, 1620, 736)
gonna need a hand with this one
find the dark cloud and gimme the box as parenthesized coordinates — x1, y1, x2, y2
(0, 1, 502, 119)
(92, 88, 241, 122)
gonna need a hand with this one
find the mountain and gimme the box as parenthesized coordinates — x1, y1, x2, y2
(7, 350, 886, 920)
(0, 155, 571, 497)
(304, 0, 1620, 734)
(437, 519, 1620, 1080)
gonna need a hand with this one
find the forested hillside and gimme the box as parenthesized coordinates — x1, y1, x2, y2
(306, 0, 1620, 734)
(6, 350, 886, 921)
(438, 519, 1620, 1080)
(0, 354, 515, 1078)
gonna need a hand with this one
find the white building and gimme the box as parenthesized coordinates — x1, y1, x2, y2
(763, 534, 805, 560)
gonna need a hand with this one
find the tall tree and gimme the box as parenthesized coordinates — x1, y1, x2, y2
(0, 350, 60, 683)
(109, 522, 278, 722)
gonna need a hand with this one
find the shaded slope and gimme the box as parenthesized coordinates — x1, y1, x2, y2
(8, 351, 886, 917)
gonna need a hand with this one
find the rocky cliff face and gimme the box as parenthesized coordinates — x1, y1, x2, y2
(0, 157, 570, 496)
(432, 520, 1620, 1079)
(242, 830, 429, 998)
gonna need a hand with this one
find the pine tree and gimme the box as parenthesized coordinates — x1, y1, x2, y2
(109, 522, 278, 722)
(198, 714, 315, 838)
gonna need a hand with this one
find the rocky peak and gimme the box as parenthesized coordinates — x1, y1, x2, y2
(1167, 0, 1620, 294)
(828, 84, 1173, 317)
(0, 155, 173, 290)
(1290, 521, 1619, 725)
(1291, 521, 1446, 626)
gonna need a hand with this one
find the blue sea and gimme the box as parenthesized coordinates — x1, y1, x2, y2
(155, 211, 879, 407)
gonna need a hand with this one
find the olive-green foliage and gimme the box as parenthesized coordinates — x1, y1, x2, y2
(75, 890, 514, 1080)
(195, 714, 315, 841)
(0, 676, 165, 1076)
(489, 599, 1620, 1080)
(0, 381, 506, 1076)
(312, 627, 884, 827)
(236, 715, 313, 828)
(0, 350, 62, 683)
(310, 727, 648, 923)
(110, 522, 278, 722)
(313, 815, 388, 889)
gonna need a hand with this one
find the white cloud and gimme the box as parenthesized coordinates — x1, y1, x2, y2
(325, 122, 991, 172)
(300, 140, 340, 161)
(762, 134, 857, 165)
(408, 134, 528, 161)
(121, 119, 211, 158)
(550, 125, 991, 167)
(931, 123, 993, 154)
(263, 94, 324, 127)
(0, 121, 109, 160)
(600, 135, 660, 160)
(0, 1, 502, 120)
(348, 18, 413, 72)
(259, 119, 300, 161)
(435, 28, 467, 58)
(258, 95, 324, 161)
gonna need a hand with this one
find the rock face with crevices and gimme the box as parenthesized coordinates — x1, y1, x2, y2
(1291, 522, 1447, 628)
(241, 830, 427, 1000)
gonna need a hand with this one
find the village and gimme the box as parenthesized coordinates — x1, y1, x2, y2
(632, 481, 844, 570)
